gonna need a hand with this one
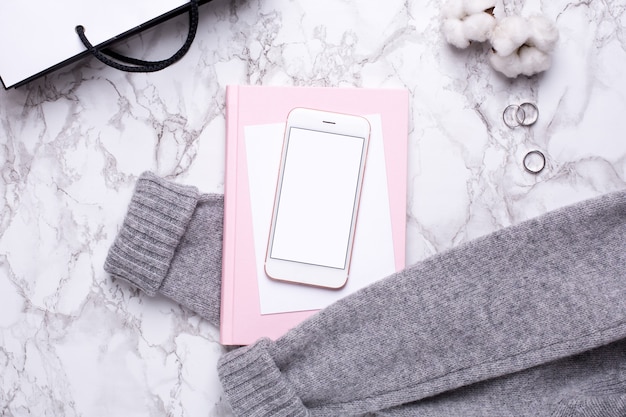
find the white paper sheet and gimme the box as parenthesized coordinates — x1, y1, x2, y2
(245, 114, 396, 314)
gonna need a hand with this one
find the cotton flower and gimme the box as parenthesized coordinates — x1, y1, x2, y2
(526, 15, 560, 52)
(489, 16, 530, 56)
(489, 46, 552, 78)
(441, 0, 497, 49)
(489, 14, 559, 78)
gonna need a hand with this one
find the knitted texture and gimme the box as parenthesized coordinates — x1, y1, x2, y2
(104, 174, 625, 417)
(551, 396, 626, 417)
(375, 338, 626, 417)
(104, 172, 223, 326)
(218, 339, 309, 417)
(218, 189, 626, 417)
(159, 192, 223, 326)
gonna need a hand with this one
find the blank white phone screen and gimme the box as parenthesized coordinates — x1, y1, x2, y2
(270, 127, 365, 269)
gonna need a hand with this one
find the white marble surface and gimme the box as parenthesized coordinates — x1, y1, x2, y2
(1, 0, 625, 415)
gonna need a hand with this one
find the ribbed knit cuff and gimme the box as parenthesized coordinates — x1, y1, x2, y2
(218, 339, 309, 417)
(104, 172, 200, 296)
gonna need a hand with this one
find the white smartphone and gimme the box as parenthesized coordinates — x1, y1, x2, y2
(264, 108, 371, 289)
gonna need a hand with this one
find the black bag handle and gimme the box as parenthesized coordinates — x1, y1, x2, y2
(75, 0, 199, 73)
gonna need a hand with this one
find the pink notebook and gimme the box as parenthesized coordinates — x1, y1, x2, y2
(221, 85, 408, 345)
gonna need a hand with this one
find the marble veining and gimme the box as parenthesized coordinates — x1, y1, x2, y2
(1, 0, 625, 415)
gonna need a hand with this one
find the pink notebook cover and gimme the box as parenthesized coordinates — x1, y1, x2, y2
(221, 85, 408, 345)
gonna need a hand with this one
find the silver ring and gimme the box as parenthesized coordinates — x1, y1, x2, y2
(518, 102, 539, 126)
(523, 150, 546, 174)
(503, 104, 524, 128)
(503, 102, 539, 128)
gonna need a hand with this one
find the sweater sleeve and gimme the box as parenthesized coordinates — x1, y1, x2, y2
(104, 172, 224, 327)
(217, 189, 626, 417)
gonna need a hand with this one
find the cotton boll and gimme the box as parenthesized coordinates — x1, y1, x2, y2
(490, 15, 531, 56)
(442, 19, 471, 48)
(518, 46, 552, 76)
(489, 45, 553, 78)
(463, 0, 496, 16)
(441, 5, 497, 49)
(441, 0, 499, 48)
(487, 14, 557, 77)
(527, 15, 559, 52)
(463, 12, 496, 43)
(489, 52, 523, 78)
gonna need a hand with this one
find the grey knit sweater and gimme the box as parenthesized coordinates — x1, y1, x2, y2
(105, 172, 626, 417)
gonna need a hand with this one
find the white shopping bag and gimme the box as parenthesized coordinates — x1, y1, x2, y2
(0, 0, 209, 88)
